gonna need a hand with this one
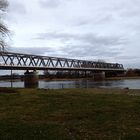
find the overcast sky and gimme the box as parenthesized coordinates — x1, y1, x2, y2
(5, 0, 140, 68)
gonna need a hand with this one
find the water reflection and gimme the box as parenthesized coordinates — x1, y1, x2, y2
(0, 79, 140, 89)
(24, 82, 39, 88)
(39, 79, 140, 89)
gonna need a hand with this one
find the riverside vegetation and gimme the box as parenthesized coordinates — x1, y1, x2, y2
(0, 88, 140, 140)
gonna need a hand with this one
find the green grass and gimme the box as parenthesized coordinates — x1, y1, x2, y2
(0, 87, 140, 139)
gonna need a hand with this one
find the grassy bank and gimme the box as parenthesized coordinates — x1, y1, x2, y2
(0, 88, 140, 139)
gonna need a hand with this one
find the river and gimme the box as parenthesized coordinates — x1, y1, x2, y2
(0, 79, 140, 89)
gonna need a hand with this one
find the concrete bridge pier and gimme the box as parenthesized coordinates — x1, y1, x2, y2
(24, 70, 39, 88)
(93, 72, 105, 80)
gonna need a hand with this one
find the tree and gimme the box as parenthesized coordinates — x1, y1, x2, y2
(0, 0, 9, 51)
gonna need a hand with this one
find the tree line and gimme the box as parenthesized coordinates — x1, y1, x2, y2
(0, 0, 9, 51)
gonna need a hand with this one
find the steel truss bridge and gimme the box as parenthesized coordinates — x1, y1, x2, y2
(0, 51, 124, 72)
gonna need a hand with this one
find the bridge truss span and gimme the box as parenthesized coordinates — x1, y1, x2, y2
(0, 51, 124, 71)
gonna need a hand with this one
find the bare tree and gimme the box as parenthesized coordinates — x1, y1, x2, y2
(0, 0, 9, 51)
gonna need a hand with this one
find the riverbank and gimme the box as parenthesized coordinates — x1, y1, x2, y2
(40, 76, 140, 81)
(106, 76, 140, 80)
(0, 87, 140, 139)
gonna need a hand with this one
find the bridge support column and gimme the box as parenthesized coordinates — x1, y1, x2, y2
(93, 72, 105, 80)
(24, 70, 39, 88)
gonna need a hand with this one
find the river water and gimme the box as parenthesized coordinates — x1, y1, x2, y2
(0, 79, 140, 89)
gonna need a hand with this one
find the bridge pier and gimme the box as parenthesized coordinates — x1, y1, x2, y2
(24, 70, 39, 88)
(93, 72, 105, 80)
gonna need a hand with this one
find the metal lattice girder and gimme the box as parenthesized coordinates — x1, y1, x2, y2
(0, 51, 124, 71)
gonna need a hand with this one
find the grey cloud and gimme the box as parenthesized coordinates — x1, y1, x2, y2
(75, 20, 90, 26)
(115, 55, 140, 60)
(9, 45, 122, 61)
(8, 1, 26, 15)
(39, 0, 61, 8)
(39, 0, 75, 9)
(10, 47, 55, 56)
(73, 14, 114, 29)
(59, 44, 123, 58)
(35, 32, 126, 46)
(33, 32, 126, 59)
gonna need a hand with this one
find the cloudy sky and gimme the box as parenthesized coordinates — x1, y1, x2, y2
(5, 0, 140, 68)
